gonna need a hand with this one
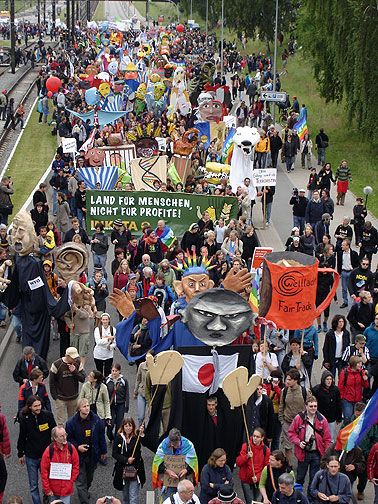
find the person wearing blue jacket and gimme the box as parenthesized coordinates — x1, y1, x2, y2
(66, 398, 107, 504)
(199, 448, 233, 504)
(364, 313, 378, 394)
(305, 191, 328, 231)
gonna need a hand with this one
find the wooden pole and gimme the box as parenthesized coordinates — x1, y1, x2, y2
(298, 328, 305, 366)
(261, 329, 267, 381)
(131, 384, 159, 458)
(263, 189, 266, 230)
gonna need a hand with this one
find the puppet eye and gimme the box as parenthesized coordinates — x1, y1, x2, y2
(197, 310, 213, 317)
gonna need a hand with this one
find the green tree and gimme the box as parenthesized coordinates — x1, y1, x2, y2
(298, 0, 378, 144)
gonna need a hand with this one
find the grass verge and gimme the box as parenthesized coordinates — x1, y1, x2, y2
(93, 1, 104, 22)
(133, 2, 179, 22)
(5, 101, 56, 218)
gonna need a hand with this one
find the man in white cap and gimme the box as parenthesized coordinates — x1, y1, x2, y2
(49, 347, 86, 424)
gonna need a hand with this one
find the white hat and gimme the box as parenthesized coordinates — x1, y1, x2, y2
(65, 347, 79, 359)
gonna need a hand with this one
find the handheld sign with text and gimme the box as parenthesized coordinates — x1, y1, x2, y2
(252, 169, 277, 187)
(163, 455, 186, 487)
(62, 137, 77, 154)
(251, 247, 273, 273)
(49, 462, 72, 480)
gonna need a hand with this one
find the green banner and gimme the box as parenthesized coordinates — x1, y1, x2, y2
(86, 190, 238, 236)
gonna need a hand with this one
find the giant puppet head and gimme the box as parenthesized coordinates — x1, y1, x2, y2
(172, 258, 215, 302)
(233, 126, 260, 156)
(181, 288, 255, 346)
(198, 99, 224, 122)
(154, 81, 166, 100)
(11, 211, 37, 256)
(85, 147, 106, 167)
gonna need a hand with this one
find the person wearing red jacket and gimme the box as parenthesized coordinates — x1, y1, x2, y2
(288, 396, 332, 492)
(367, 442, 378, 504)
(41, 425, 79, 503)
(0, 411, 10, 504)
(236, 427, 270, 503)
(338, 355, 370, 419)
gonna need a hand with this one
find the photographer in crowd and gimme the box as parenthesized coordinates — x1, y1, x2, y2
(289, 188, 308, 235)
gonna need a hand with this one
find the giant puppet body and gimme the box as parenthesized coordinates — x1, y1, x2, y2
(110, 260, 255, 470)
(0, 212, 94, 359)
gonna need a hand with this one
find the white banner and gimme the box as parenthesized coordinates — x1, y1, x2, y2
(252, 168, 277, 186)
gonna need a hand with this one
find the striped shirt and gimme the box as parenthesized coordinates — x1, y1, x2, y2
(335, 164, 352, 182)
(342, 344, 370, 364)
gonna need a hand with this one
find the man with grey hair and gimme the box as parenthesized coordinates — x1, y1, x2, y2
(153, 428, 198, 501)
(13, 346, 49, 386)
(272, 473, 309, 503)
(41, 424, 79, 504)
(162, 479, 200, 504)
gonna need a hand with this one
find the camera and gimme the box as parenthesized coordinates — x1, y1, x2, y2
(304, 435, 316, 451)
(293, 188, 299, 197)
(105, 497, 112, 504)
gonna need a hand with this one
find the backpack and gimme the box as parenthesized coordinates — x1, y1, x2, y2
(275, 488, 303, 503)
(282, 385, 307, 406)
(49, 441, 73, 459)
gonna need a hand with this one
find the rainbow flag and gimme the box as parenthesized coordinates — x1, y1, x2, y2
(152, 436, 198, 489)
(292, 116, 308, 141)
(335, 387, 378, 452)
(221, 127, 235, 164)
(249, 268, 260, 314)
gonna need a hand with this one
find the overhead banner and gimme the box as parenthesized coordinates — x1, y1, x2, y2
(86, 190, 238, 235)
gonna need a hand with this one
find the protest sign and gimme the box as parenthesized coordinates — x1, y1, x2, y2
(251, 247, 274, 273)
(252, 169, 277, 187)
(86, 190, 238, 236)
(163, 455, 186, 487)
(62, 137, 77, 154)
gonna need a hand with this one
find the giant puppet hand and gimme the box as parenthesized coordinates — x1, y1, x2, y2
(108, 289, 159, 320)
(0, 260, 12, 291)
(222, 267, 252, 293)
(70, 281, 96, 318)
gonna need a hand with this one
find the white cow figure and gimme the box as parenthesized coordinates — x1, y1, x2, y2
(229, 126, 260, 199)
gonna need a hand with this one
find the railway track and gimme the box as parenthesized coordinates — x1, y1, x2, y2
(0, 41, 59, 170)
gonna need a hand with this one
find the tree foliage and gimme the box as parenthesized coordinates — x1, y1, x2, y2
(298, 0, 378, 144)
(179, 0, 298, 50)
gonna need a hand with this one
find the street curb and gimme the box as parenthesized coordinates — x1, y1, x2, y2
(0, 323, 14, 364)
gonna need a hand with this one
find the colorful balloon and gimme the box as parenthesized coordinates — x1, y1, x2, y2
(47, 91, 53, 98)
(176, 24, 184, 33)
(46, 76, 62, 94)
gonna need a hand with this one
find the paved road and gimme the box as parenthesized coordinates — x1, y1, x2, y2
(103, 0, 146, 22)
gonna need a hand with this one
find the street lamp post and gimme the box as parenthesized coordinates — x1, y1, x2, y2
(205, 0, 208, 49)
(220, 0, 224, 77)
(272, 0, 279, 122)
(10, 0, 15, 74)
(164, 0, 179, 23)
(190, 0, 192, 19)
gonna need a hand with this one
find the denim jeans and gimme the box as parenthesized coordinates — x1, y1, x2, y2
(271, 150, 279, 168)
(342, 399, 355, 420)
(11, 314, 22, 340)
(329, 359, 344, 380)
(374, 481, 378, 504)
(0, 302, 6, 322)
(296, 450, 320, 486)
(25, 456, 42, 504)
(317, 147, 325, 166)
(301, 151, 312, 169)
(137, 394, 147, 427)
(285, 156, 294, 172)
(256, 151, 267, 168)
(341, 271, 351, 305)
(68, 196, 76, 217)
(271, 414, 282, 451)
(294, 216, 306, 235)
(77, 208, 86, 229)
(52, 188, 58, 215)
(241, 481, 261, 503)
(50, 496, 70, 504)
(328, 421, 336, 442)
(122, 479, 139, 504)
(107, 402, 125, 441)
(0, 213, 9, 226)
(161, 487, 176, 501)
(265, 202, 272, 225)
